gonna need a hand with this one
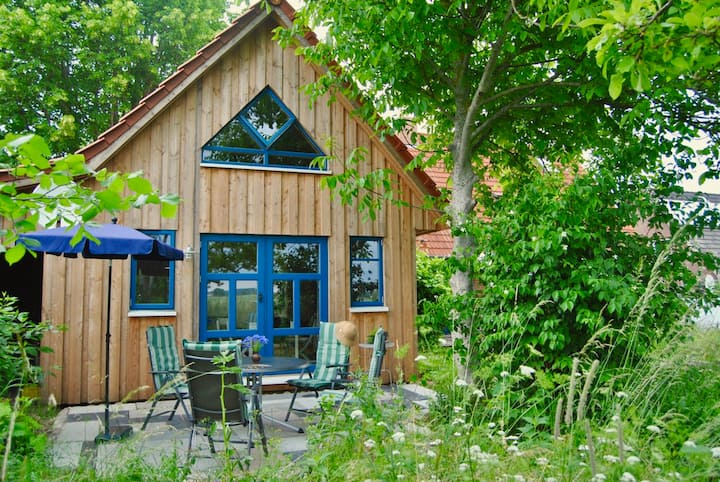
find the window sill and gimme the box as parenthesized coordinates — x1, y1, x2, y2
(128, 310, 177, 318)
(201, 163, 331, 175)
(349, 306, 389, 314)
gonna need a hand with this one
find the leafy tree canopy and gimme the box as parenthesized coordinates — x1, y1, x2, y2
(278, 0, 720, 375)
(0, 0, 229, 154)
(1, 133, 180, 264)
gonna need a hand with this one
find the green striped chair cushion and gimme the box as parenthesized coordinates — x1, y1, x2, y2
(182, 339, 243, 366)
(147, 326, 184, 393)
(288, 322, 349, 389)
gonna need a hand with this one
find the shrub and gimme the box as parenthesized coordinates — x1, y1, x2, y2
(450, 167, 720, 372)
(0, 294, 53, 396)
(415, 250, 452, 350)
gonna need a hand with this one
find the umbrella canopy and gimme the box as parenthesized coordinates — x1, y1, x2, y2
(19, 221, 184, 260)
(18, 219, 184, 442)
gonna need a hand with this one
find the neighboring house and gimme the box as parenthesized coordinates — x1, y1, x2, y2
(4, 1, 441, 405)
(671, 192, 720, 328)
(416, 159, 501, 257)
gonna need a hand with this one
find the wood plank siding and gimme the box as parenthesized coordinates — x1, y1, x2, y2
(33, 10, 440, 404)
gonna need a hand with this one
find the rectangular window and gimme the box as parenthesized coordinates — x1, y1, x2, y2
(130, 230, 176, 310)
(350, 237, 384, 307)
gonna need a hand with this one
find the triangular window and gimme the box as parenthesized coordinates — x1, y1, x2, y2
(202, 87, 325, 170)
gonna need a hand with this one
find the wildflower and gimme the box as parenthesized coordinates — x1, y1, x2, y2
(500, 370, 510, 378)
(47, 393, 57, 408)
(418, 463, 425, 471)
(429, 438, 442, 446)
(453, 406, 463, 413)
(591, 475, 607, 482)
(392, 449, 400, 456)
(519, 365, 536, 377)
(473, 388, 485, 398)
(414, 355, 428, 362)
(616, 391, 628, 399)
(426, 449, 437, 458)
(646, 424, 661, 434)
(619, 472, 636, 482)
(536, 457, 549, 466)
(487, 422, 496, 429)
(391, 432, 405, 443)
(377, 421, 388, 429)
(711, 447, 720, 458)
(626, 456, 640, 465)
(683, 440, 697, 448)
(513, 475, 526, 482)
(578, 444, 589, 451)
(603, 455, 619, 463)
(364, 439, 376, 449)
(546, 478, 559, 482)
(455, 378, 468, 387)
(451, 417, 465, 425)
(453, 432, 462, 437)
(459, 463, 469, 472)
(350, 409, 364, 420)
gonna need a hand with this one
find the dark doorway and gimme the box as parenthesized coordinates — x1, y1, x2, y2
(0, 253, 43, 323)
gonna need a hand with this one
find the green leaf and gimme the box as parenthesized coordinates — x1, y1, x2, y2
(4, 244, 26, 265)
(609, 73, 624, 99)
(616, 56, 635, 73)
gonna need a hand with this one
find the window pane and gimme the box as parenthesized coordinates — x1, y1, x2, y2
(351, 260, 381, 303)
(134, 260, 170, 304)
(270, 123, 318, 153)
(235, 280, 257, 330)
(299, 280, 319, 327)
(273, 242, 319, 273)
(207, 241, 257, 273)
(273, 280, 293, 328)
(351, 239, 379, 259)
(205, 121, 259, 149)
(207, 280, 229, 331)
(242, 93, 290, 142)
(273, 335, 317, 360)
(203, 149, 263, 164)
(268, 155, 315, 168)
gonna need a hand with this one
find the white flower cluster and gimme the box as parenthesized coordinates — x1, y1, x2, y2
(468, 445, 499, 463)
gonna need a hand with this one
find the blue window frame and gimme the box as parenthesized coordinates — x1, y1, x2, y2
(199, 235, 328, 360)
(350, 237, 384, 307)
(202, 86, 326, 170)
(130, 230, 176, 310)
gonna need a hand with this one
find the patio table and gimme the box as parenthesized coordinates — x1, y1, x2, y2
(242, 356, 310, 433)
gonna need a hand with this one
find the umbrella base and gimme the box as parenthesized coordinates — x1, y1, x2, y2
(95, 425, 133, 444)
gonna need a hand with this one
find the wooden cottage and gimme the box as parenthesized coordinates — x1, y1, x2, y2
(15, 1, 440, 405)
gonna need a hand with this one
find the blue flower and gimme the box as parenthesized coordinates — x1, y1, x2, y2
(242, 334, 269, 352)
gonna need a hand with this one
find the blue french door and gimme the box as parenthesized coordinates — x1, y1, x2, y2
(199, 235, 328, 358)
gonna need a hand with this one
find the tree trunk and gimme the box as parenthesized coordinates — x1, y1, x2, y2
(448, 130, 478, 383)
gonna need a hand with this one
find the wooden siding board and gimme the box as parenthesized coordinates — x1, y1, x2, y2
(282, 42, 299, 112)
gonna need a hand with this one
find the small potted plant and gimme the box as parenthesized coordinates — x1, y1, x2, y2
(242, 334, 269, 362)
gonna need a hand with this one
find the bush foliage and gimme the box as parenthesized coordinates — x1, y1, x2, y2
(445, 166, 720, 372)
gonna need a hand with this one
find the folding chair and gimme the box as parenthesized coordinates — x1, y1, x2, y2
(284, 322, 350, 425)
(141, 325, 190, 430)
(367, 327, 388, 380)
(182, 340, 267, 457)
(322, 327, 388, 404)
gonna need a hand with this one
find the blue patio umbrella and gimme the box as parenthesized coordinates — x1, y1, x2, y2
(19, 219, 184, 443)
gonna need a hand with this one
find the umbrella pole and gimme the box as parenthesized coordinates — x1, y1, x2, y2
(95, 259, 133, 443)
